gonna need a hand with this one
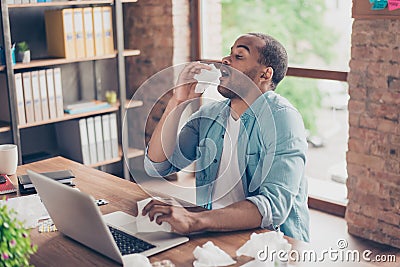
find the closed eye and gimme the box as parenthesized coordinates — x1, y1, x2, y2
(235, 54, 243, 59)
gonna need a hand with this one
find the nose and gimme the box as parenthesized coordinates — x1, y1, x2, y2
(222, 55, 231, 65)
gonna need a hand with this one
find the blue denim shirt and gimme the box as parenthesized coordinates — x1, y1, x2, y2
(144, 91, 310, 242)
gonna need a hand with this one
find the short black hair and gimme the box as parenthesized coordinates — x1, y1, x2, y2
(248, 33, 288, 90)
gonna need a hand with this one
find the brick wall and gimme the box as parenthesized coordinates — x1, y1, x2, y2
(346, 19, 400, 249)
(123, 0, 191, 150)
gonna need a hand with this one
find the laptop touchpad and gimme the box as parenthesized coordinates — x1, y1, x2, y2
(103, 211, 136, 227)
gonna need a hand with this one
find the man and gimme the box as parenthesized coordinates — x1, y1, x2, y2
(143, 33, 309, 242)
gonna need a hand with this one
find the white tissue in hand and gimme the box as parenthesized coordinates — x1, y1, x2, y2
(136, 198, 172, 232)
(193, 241, 236, 267)
(193, 64, 221, 93)
(236, 231, 291, 267)
(122, 253, 152, 267)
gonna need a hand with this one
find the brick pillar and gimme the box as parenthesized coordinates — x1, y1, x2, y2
(346, 19, 400, 248)
(124, 0, 191, 153)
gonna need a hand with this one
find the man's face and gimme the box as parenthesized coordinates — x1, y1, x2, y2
(218, 35, 266, 99)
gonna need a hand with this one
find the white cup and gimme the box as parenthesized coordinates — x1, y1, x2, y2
(0, 144, 18, 175)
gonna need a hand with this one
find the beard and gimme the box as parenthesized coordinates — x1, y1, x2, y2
(217, 67, 259, 100)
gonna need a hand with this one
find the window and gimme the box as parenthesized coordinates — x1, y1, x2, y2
(196, 0, 353, 213)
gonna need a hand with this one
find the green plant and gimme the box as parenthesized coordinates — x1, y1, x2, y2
(0, 202, 37, 267)
(16, 42, 29, 53)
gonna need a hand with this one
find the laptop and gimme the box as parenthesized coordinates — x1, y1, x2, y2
(27, 170, 189, 264)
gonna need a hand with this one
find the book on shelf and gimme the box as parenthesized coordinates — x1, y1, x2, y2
(0, 174, 17, 195)
(102, 114, 112, 161)
(31, 71, 43, 122)
(15, 73, 26, 125)
(55, 119, 91, 165)
(102, 6, 114, 55)
(73, 8, 86, 58)
(53, 68, 64, 118)
(109, 113, 119, 159)
(38, 70, 50, 120)
(92, 7, 104, 56)
(64, 100, 110, 115)
(45, 8, 76, 59)
(46, 69, 58, 119)
(86, 117, 98, 164)
(83, 7, 95, 58)
(94, 116, 105, 162)
(22, 72, 35, 123)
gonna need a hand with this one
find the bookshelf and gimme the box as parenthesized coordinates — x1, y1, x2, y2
(0, 0, 143, 179)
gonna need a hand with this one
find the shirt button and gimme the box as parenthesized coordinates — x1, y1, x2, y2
(213, 159, 218, 163)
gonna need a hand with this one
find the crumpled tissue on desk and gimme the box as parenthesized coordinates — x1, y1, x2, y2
(237, 231, 292, 267)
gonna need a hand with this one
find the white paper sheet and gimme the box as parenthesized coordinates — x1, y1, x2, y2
(0, 194, 50, 229)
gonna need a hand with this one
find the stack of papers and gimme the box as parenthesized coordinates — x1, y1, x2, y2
(18, 170, 75, 194)
(0, 194, 50, 229)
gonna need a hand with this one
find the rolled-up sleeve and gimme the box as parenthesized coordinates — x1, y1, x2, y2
(248, 108, 307, 229)
(246, 195, 274, 229)
(144, 148, 177, 177)
(144, 111, 201, 177)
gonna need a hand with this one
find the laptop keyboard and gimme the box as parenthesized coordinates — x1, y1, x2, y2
(108, 226, 156, 255)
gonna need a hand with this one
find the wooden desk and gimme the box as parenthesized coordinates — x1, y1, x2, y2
(8, 156, 304, 266)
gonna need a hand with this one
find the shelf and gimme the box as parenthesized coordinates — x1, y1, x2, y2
(121, 0, 138, 3)
(11, 54, 116, 71)
(8, 1, 113, 8)
(88, 156, 121, 168)
(88, 146, 143, 168)
(122, 49, 141, 57)
(18, 104, 119, 129)
(0, 49, 140, 71)
(125, 99, 143, 109)
(126, 147, 144, 159)
(118, 146, 144, 159)
(0, 121, 11, 133)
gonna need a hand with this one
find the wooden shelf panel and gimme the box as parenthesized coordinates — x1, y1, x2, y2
(0, 49, 139, 71)
(125, 99, 143, 109)
(89, 156, 121, 168)
(88, 146, 143, 167)
(118, 146, 144, 159)
(19, 104, 119, 129)
(122, 49, 141, 57)
(8, 1, 113, 8)
(126, 147, 144, 159)
(12, 54, 116, 70)
(0, 121, 11, 133)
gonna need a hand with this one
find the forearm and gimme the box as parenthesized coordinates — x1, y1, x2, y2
(191, 200, 262, 232)
(147, 97, 189, 162)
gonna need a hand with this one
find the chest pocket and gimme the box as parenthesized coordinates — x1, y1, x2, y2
(245, 152, 260, 177)
(195, 137, 218, 175)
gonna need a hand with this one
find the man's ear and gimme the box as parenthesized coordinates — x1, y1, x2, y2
(260, 67, 273, 81)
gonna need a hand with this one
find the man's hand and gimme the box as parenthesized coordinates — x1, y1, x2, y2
(142, 198, 201, 234)
(174, 62, 211, 103)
